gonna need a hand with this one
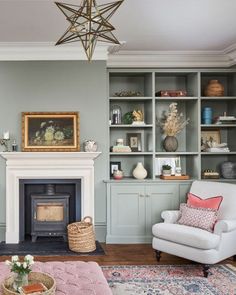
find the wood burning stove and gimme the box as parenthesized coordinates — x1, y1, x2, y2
(31, 184, 70, 242)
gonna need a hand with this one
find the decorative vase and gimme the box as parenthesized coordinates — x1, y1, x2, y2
(204, 80, 224, 97)
(13, 273, 29, 291)
(84, 140, 98, 152)
(132, 162, 147, 180)
(163, 136, 178, 152)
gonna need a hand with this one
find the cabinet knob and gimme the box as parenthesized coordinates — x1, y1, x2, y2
(139, 194, 144, 197)
(146, 194, 151, 198)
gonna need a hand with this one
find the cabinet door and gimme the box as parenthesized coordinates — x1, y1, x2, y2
(145, 184, 179, 237)
(109, 184, 146, 243)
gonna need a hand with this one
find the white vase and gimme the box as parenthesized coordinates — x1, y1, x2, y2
(132, 162, 147, 179)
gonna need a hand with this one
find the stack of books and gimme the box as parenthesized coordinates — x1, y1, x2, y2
(206, 143, 230, 152)
(20, 283, 47, 294)
(112, 145, 132, 153)
(215, 116, 236, 125)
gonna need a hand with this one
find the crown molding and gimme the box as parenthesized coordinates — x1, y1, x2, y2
(107, 48, 236, 68)
(0, 42, 109, 61)
(0, 42, 236, 68)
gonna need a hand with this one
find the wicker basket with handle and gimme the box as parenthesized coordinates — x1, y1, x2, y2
(67, 216, 96, 253)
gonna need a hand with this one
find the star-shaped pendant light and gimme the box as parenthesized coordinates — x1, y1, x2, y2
(55, 0, 123, 61)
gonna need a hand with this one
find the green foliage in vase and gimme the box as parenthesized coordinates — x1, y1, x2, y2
(162, 164, 172, 170)
(5, 255, 34, 275)
(123, 111, 133, 124)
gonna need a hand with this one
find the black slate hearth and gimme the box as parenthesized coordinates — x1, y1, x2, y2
(0, 238, 104, 256)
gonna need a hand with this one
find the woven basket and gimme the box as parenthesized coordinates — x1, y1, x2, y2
(2, 272, 56, 295)
(67, 216, 96, 253)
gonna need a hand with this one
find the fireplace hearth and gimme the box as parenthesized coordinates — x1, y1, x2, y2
(31, 184, 70, 242)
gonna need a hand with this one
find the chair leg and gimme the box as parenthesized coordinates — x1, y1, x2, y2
(203, 264, 210, 278)
(155, 250, 162, 262)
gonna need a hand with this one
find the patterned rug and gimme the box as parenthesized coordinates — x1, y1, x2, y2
(102, 264, 236, 295)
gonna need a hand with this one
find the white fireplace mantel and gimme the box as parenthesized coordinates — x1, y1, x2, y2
(0, 152, 101, 243)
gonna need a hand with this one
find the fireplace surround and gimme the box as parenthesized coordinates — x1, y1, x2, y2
(0, 152, 101, 243)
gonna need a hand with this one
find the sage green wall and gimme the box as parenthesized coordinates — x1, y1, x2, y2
(0, 61, 108, 241)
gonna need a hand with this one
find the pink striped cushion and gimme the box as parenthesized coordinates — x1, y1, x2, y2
(177, 203, 218, 232)
(187, 193, 223, 210)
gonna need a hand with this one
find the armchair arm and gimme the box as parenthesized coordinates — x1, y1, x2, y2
(214, 219, 236, 235)
(161, 210, 181, 224)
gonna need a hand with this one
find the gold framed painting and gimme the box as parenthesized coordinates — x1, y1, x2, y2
(22, 112, 80, 152)
(201, 129, 221, 145)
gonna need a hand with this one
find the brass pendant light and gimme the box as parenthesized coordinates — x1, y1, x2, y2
(55, 0, 123, 61)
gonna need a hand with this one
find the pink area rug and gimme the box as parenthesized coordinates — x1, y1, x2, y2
(102, 264, 236, 295)
(0, 261, 112, 295)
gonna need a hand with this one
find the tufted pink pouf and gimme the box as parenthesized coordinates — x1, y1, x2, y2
(0, 261, 112, 295)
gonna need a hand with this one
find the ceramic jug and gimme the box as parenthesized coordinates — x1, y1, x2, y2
(84, 140, 98, 152)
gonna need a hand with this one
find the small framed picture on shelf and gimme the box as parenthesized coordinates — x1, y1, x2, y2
(110, 161, 121, 177)
(155, 157, 176, 176)
(126, 132, 142, 152)
(201, 129, 221, 145)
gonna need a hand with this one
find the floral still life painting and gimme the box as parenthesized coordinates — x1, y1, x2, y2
(22, 112, 80, 151)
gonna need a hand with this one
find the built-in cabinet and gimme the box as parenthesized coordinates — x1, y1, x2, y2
(106, 68, 236, 244)
(106, 182, 187, 243)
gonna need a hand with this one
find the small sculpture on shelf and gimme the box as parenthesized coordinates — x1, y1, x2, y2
(114, 90, 142, 97)
(132, 110, 144, 125)
(0, 131, 10, 152)
(123, 109, 145, 125)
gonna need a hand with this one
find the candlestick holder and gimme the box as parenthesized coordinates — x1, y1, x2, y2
(0, 138, 10, 152)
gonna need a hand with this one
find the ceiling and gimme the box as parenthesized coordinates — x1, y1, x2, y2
(0, 0, 236, 66)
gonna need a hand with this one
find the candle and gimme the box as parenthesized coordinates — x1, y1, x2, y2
(3, 131, 9, 140)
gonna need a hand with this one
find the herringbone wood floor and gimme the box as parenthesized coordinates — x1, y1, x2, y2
(0, 244, 235, 266)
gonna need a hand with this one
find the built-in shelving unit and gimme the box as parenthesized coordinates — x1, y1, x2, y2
(108, 69, 236, 182)
(106, 68, 236, 244)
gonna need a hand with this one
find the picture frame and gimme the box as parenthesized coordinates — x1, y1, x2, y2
(201, 129, 221, 146)
(155, 157, 177, 176)
(110, 161, 121, 177)
(22, 112, 80, 152)
(126, 132, 142, 152)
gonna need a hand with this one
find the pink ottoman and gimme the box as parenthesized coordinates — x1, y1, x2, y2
(0, 261, 112, 295)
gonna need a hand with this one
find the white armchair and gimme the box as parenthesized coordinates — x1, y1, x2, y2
(152, 180, 236, 277)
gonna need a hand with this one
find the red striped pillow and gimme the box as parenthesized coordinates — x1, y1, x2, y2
(187, 193, 223, 210)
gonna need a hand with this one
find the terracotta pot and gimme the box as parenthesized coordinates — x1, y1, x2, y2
(163, 136, 178, 152)
(204, 80, 224, 97)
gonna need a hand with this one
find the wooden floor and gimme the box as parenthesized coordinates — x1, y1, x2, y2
(0, 244, 235, 266)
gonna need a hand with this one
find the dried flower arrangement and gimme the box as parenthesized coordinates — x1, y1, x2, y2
(159, 103, 189, 136)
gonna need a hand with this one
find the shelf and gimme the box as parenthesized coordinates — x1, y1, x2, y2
(110, 152, 153, 156)
(201, 97, 236, 100)
(156, 152, 199, 155)
(155, 97, 198, 101)
(110, 124, 153, 128)
(201, 152, 236, 155)
(201, 124, 236, 128)
(200, 178, 236, 182)
(109, 97, 153, 101)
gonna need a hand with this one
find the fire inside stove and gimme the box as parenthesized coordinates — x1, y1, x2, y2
(35, 202, 64, 222)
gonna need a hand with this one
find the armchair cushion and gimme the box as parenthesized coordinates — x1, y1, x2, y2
(177, 204, 218, 232)
(152, 223, 220, 250)
(187, 193, 223, 210)
(214, 219, 236, 234)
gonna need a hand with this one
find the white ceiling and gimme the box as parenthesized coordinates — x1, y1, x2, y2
(0, 0, 236, 67)
(0, 0, 236, 51)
